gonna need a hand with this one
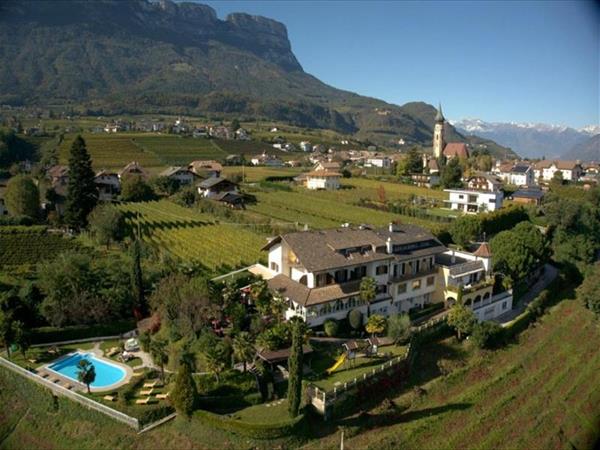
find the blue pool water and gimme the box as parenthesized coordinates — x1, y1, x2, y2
(48, 352, 126, 388)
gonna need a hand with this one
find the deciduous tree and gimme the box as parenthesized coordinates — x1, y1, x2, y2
(4, 174, 39, 218)
(88, 204, 125, 248)
(387, 314, 411, 344)
(366, 314, 386, 337)
(447, 304, 476, 340)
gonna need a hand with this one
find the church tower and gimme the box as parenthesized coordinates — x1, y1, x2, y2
(433, 103, 445, 159)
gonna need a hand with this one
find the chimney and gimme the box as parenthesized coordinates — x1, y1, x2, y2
(386, 237, 393, 254)
(451, 250, 456, 264)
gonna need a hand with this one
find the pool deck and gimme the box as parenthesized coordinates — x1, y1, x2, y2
(39, 348, 134, 393)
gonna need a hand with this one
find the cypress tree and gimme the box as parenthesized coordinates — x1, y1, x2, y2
(64, 135, 97, 230)
(171, 361, 198, 418)
(131, 239, 145, 317)
(287, 319, 304, 418)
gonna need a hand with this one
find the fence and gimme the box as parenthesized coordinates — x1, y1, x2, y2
(307, 343, 414, 417)
(0, 356, 140, 430)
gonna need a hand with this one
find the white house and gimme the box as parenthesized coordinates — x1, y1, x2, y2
(251, 153, 284, 167)
(299, 141, 313, 152)
(263, 223, 448, 327)
(159, 166, 197, 185)
(305, 170, 341, 190)
(533, 160, 583, 182)
(94, 170, 120, 201)
(197, 177, 239, 199)
(445, 189, 503, 213)
(494, 162, 535, 186)
(365, 156, 391, 169)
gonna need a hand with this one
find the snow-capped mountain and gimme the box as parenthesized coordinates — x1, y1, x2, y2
(451, 118, 599, 159)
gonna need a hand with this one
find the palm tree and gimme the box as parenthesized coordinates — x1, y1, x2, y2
(232, 332, 255, 372)
(359, 276, 377, 317)
(77, 359, 96, 394)
(150, 337, 169, 381)
(204, 349, 226, 383)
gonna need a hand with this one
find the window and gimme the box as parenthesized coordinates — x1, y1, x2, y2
(397, 283, 407, 294)
(376, 265, 388, 275)
(468, 195, 477, 203)
(376, 285, 388, 294)
(459, 194, 464, 199)
(426, 276, 435, 286)
(502, 301, 508, 310)
(270, 262, 279, 272)
(412, 280, 421, 290)
(489, 198, 496, 203)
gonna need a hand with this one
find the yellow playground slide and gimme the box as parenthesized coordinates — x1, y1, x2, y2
(326, 352, 347, 375)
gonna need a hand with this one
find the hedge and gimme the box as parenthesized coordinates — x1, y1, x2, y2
(199, 392, 263, 411)
(0, 225, 47, 234)
(194, 409, 305, 439)
(409, 302, 444, 322)
(138, 405, 175, 426)
(30, 320, 137, 344)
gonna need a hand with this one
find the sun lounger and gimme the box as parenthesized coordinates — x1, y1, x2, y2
(103, 395, 116, 401)
(139, 388, 154, 396)
(155, 392, 170, 400)
(143, 380, 160, 388)
(64, 383, 73, 390)
(40, 373, 49, 379)
(136, 397, 151, 405)
(106, 347, 120, 357)
(28, 358, 37, 364)
(132, 371, 144, 377)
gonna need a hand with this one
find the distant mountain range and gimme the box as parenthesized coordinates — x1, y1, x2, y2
(452, 118, 599, 160)
(0, 0, 517, 159)
(562, 134, 600, 162)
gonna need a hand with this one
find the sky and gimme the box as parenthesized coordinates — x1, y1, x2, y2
(201, 0, 599, 128)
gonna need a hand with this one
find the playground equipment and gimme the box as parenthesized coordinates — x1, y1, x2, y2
(326, 352, 347, 375)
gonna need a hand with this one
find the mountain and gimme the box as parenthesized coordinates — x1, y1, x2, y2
(452, 118, 598, 159)
(562, 134, 600, 162)
(0, 0, 514, 157)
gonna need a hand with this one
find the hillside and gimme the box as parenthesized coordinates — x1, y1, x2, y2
(562, 134, 600, 162)
(0, 0, 514, 158)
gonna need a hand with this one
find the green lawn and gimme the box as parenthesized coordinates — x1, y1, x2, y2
(232, 399, 290, 423)
(311, 345, 408, 392)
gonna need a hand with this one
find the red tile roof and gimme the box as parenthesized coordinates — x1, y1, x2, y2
(473, 242, 492, 258)
(443, 143, 469, 159)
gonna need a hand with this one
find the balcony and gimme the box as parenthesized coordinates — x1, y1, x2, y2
(446, 277, 494, 295)
(389, 266, 438, 283)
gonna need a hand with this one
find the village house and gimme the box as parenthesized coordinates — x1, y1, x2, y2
(197, 177, 239, 199)
(251, 153, 284, 167)
(304, 170, 341, 190)
(209, 125, 233, 140)
(192, 127, 208, 138)
(510, 186, 545, 205)
(259, 224, 511, 328)
(445, 174, 504, 213)
(159, 166, 197, 185)
(46, 165, 70, 216)
(94, 170, 120, 201)
(119, 161, 148, 180)
(189, 160, 222, 178)
(465, 173, 503, 192)
(533, 160, 583, 182)
(299, 141, 313, 152)
(365, 155, 392, 169)
(493, 162, 535, 186)
(235, 128, 250, 140)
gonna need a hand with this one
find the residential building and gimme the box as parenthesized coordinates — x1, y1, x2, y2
(533, 160, 583, 182)
(299, 141, 313, 152)
(445, 188, 503, 213)
(365, 156, 391, 169)
(235, 128, 250, 140)
(305, 170, 341, 190)
(465, 173, 502, 192)
(313, 161, 341, 172)
(159, 166, 197, 185)
(94, 170, 120, 201)
(494, 162, 535, 186)
(197, 177, 239, 199)
(250, 153, 284, 167)
(189, 160, 222, 178)
(411, 173, 440, 188)
(511, 186, 545, 205)
(119, 161, 148, 180)
(263, 223, 448, 327)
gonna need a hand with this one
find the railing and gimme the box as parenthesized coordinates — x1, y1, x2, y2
(472, 290, 513, 312)
(446, 277, 495, 294)
(0, 356, 140, 429)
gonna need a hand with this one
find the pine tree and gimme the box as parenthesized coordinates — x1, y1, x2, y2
(287, 319, 304, 418)
(64, 135, 97, 230)
(171, 361, 198, 418)
(131, 239, 145, 317)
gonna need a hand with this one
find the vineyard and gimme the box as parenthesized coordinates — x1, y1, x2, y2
(133, 136, 226, 165)
(222, 166, 304, 183)
(246, 189, 443, 231)
(0, 227, 77, 267)
(59, 133, 162, 169)
(116, 201, 266, 271)
(315, 300, 600, 450)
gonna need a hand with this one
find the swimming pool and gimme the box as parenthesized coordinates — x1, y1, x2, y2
(48, 352, 127, 389)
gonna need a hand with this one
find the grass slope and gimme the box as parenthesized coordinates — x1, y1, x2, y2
(305, 300, 600, 450)
(0, 367, 301, 449)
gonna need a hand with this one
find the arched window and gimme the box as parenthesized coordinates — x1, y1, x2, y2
(464, 298, 472, 306)
(299, 275, 307, 286)
(483, 292, 491, 300)
(446, 297, 456, 306)
(474, 295, 482, 304)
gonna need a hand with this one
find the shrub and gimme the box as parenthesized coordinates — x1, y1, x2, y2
(347, 309, 363, 331)
(471, 321, 504, 349)
(29, 320, 136, 344)
(323, 319, 339, 337)
(138, 405, 175, 426)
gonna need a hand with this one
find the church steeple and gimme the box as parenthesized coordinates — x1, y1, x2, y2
(433, 103, 445, 159)
(435, 103, 445, 123)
